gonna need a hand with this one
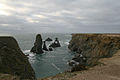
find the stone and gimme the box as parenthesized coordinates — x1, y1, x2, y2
(49, 38, 61, 48)
(70, 64, 87, 72)
(45, 37, 53, 41)
(68, 34, 120, 71)
(0, 36, 36, 80)
(49, 47, 53, 51)
(43, 41, 48, 51)
(31, 34, 44, 54)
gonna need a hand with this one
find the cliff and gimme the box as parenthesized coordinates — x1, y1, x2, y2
(0, 36, 36, 80)
(68, 34, 120, 66)
(39, 34, 120, 80)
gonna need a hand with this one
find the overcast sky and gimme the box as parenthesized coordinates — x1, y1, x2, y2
(0, 0, 120, 33)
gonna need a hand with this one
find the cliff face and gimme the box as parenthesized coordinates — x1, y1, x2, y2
(0, 36, 36, 80)
(68, 34, 120, 66)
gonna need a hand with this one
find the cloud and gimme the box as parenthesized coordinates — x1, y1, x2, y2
(0, 0, 120, 33)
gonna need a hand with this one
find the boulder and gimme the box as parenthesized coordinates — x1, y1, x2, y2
(49, 38, 61, 48)
(43, 41, 48, 51)
(31, 34, 44, 54)
(0, 36, 36, 80)
(49, 47, 53, 51)
(70, 64, 87, 72)
(45, 37, 52, 41)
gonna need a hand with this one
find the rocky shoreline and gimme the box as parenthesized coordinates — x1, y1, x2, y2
(68, 34, 120, 72)
(39, 34, 120, 80)
(0, 34, 120, 80)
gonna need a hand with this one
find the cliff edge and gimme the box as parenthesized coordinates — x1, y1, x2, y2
(0, 36, 36, 80)
(39, 34, 120, 80)
(68, 34, 120, 66)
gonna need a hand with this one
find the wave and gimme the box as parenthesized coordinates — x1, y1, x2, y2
(64, 41, 69, 45)
(51, 63, 62, 73)
(23, 50, 30, 53)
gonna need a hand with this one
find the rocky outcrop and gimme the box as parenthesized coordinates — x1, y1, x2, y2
(45, 37, 52, 41)
(43, 41, 48, 51)
(31, 34, 44, 54)
(49, 38, 61, 48)
(68, 34, 120, 71)
(48, 47, 53, 51)
(0, 36, 36, 80)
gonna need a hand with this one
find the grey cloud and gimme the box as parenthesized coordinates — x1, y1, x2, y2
(0, 0, 120, 33)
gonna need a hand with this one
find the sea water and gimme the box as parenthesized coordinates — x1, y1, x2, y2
(13, 33, 73, 79)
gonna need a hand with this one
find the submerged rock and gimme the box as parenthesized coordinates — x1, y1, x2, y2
(49, 38, 61, 48)
(43, 41, 48, 51)
(31, 34, 44, 54)
(0, 36, 36, 80)
(45, 37, 53, 41)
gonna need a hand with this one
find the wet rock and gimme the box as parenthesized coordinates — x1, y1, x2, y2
(45, 37, 53, 41)
(31, 34, 44, 54)
(49, 47, 53, 51)
(43, 41, 48, 51)
(68, 54, 87, 72)
(0, 36, 36, 80)
(49, 38, 61, 48)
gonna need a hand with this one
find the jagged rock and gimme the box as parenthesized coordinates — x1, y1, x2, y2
(70, 64, 87, 72)
(43, 41, 48, 51)
(68, 34, 120, 71)
(49, 47, 53, 51)
(0, 36, 36, 80)
(49, 38, 61, 48)
(45, 37, 52, 41)
(31, 34, 44, 54)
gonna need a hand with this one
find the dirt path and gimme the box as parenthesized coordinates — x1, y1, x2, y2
(69, 50, 120, 80)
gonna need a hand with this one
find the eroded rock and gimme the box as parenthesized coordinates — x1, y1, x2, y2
(49, 38, 61, 48)
(43, 41, 48, 51)
(68, 34, 120, 71)
(0, 36, 36, 80)
(45, 37, 52, 41)
(31, 34, 44, 54)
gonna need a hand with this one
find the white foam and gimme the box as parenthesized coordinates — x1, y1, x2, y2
(23, 50, 30, 53)
(29, 53, 36, 56)
(64, 42, 69, 45)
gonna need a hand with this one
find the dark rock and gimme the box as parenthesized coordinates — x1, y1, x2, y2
(45, 37, 52, 41)
(71, 64, 87, 72)
(43, 41, 48, 51)
(31, 34, 44, 54)
(0, 36, 36, 80)
(68, 34, 120, 72)
(49, 38, 61, 48)
(49, 47, 53, 51)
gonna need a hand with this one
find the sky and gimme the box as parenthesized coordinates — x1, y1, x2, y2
(0, 0, 120, 33)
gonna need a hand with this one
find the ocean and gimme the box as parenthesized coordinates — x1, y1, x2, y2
(12, 33, 74, 79)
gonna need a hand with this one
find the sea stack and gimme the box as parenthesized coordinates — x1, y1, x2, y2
(43, 41, 48, 51)
(49, 38, 61, 48)
(31, 34, 44, 54)
(0, 36, 36, 80)
(45, 37, 53, 41)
